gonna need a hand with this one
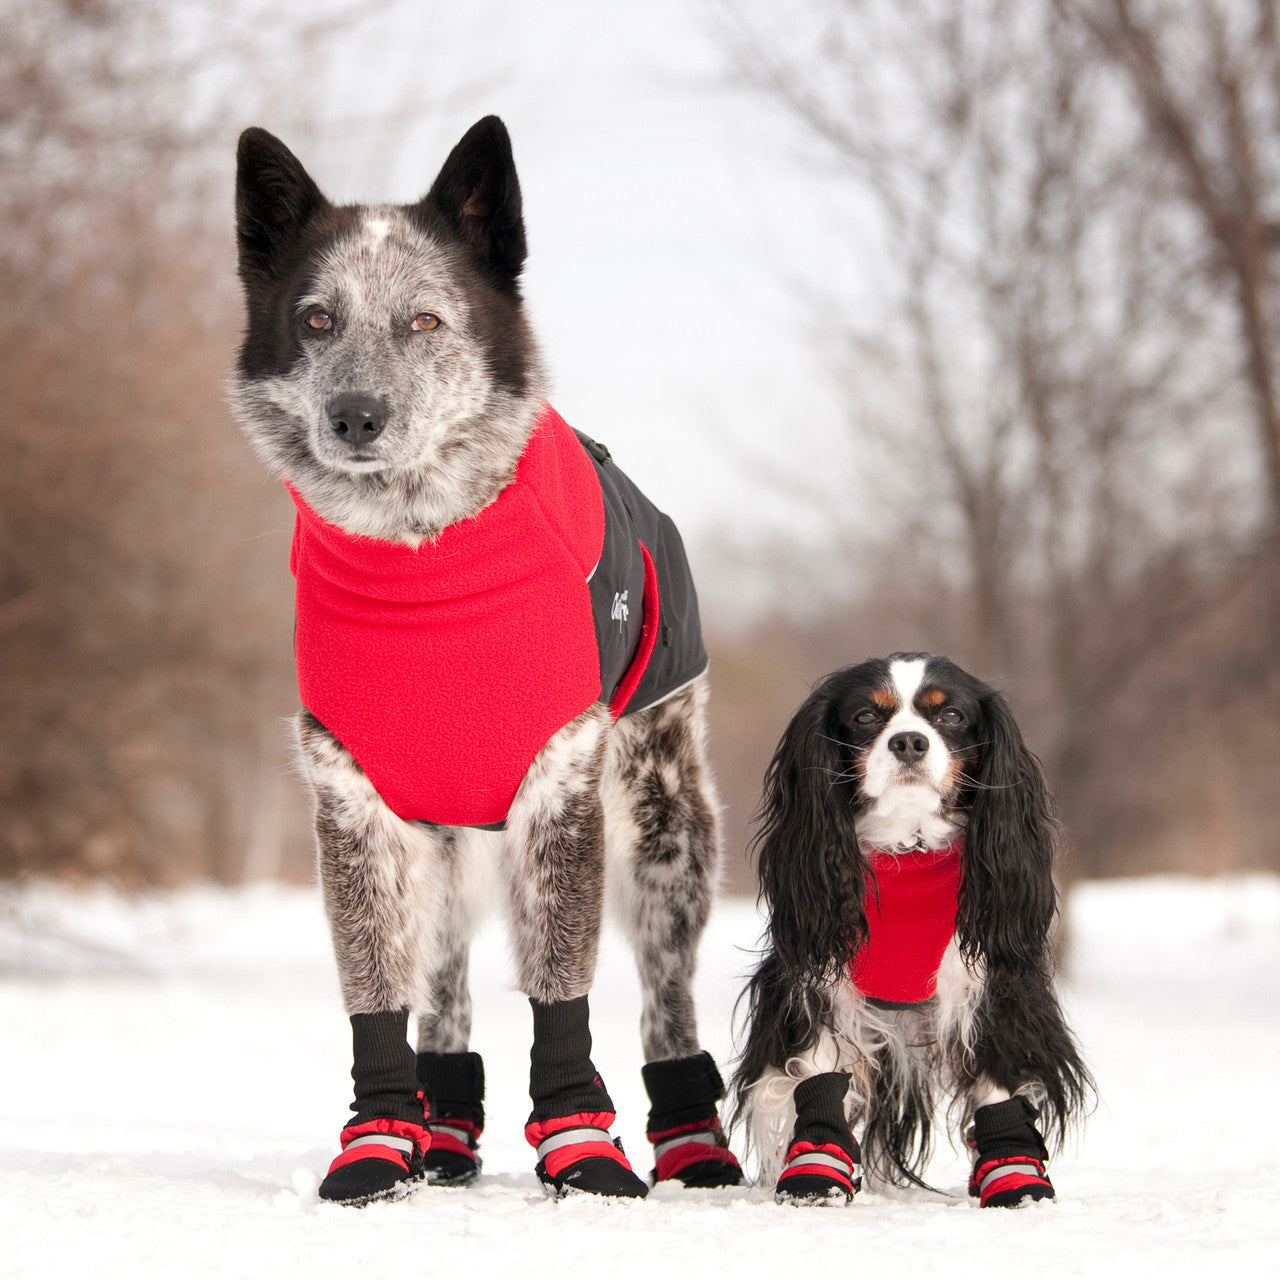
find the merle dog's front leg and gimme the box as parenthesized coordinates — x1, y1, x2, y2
(503, 705, 647, 1198)
(295, 711, 445, 1206)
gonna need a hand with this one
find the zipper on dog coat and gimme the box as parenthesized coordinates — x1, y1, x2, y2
(287, 404, 706, 828)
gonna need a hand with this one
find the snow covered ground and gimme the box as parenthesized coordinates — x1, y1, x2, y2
(1, 875, 1277, 1279)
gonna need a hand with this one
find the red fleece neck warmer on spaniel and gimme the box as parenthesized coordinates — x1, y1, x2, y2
(850, 841, 965, 1004)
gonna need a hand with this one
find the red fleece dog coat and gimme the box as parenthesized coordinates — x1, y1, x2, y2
(288, 405, 706, 828)
(850, 841, 965, 1004)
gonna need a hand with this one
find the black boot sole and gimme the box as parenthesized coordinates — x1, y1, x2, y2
(536, 1155, 649, 1199)
(423, 1153, 482, 1187)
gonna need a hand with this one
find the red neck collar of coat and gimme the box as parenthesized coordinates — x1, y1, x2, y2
(283, 404, 601, 591)
(849, 838, 966, 1004)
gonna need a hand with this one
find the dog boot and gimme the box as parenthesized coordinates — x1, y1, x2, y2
(524, 995, 648, 1199)
(641, 1051, 743, 1188)
(318, 1010, 431, 1206)
(967, 1096, 1055, 1208)
(416, 1050, 484, 1186)
(774, 1072, 861, 1206)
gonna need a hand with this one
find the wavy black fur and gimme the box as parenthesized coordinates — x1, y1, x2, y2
(955, 685, 1093, 1149)
(732, 654, 1094, 1187)
(734, 671, 872, 1112)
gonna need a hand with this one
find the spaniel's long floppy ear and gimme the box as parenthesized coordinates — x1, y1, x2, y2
(956, 686, 1058, 968)
(752, 681, 870, 987)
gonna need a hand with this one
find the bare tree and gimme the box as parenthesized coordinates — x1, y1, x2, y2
(711, 0, 1277, 876)
(1062, 0, 1280, 533)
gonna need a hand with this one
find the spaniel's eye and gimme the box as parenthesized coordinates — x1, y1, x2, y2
(937, 708, 964, 726)
(411, 313, 441, 332)
(852, 710, 879, 726)
(304, 308, 333, 332)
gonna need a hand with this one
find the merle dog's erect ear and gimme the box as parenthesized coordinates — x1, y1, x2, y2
(236, 127, 328, 281)
(421, 116, 526, 286)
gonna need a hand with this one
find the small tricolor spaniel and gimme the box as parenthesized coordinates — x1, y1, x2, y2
(733, 654, 1093, 1207)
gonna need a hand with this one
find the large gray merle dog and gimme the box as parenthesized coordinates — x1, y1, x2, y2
(231, 116, 742, 1204)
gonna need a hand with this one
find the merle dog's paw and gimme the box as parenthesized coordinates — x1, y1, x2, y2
(422, 1119, 482, 1187)
(537, 1153, 649, 1199)
(318, 1117, 430, 1207)
(528, 1115, 648, 1200)
(416, 1052, 486, 1187)
(318, 1157, 423, 1206)
(648, 1124, 743, 1189)
(642, 1052, 743, 1189)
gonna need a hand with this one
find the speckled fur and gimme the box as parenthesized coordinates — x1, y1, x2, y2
(603, 680, 720, 1062)
(296, 686, 720, 1059)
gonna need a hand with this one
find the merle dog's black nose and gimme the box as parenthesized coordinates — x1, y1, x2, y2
(327, 394, 386, 445)
(888, 731, 929, 763)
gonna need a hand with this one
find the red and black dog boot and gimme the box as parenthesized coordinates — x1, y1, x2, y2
(967, 1096, 1055, 1208)
(525, 996, 648, 1199)
(774, 1072, 861, 1207)
(642, 1051, 743, 1188)
(319, 1011, 431, 1206)
(416, 1050, 484, 1186)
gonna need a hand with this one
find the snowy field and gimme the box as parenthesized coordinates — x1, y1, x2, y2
(1, 875, 1278, 1279)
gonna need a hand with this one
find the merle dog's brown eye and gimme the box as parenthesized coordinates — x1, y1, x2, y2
(305, 309, 332, 331)
(853, 710, 879, 725)
(411, 313, 441, 332)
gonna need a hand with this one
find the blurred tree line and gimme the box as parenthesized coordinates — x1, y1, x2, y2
(0, 0, 375, 885)
(1, 0, 1275, 891)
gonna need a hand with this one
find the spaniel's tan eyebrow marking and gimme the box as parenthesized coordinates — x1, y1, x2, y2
(871, 688, 896, 709)
(919, 687, 946, 709)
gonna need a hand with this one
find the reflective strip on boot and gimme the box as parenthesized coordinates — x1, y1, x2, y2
(536, 1126, 615, 1161)
(971, 1153, 1053, 1206)
(425, 1122, 478, 1158)
(343, 1133, 417, 1156)
(979, 1161, 1042, 1196)
(785, 1151, 853, 1176)
(653, 1130, 719, 1160)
